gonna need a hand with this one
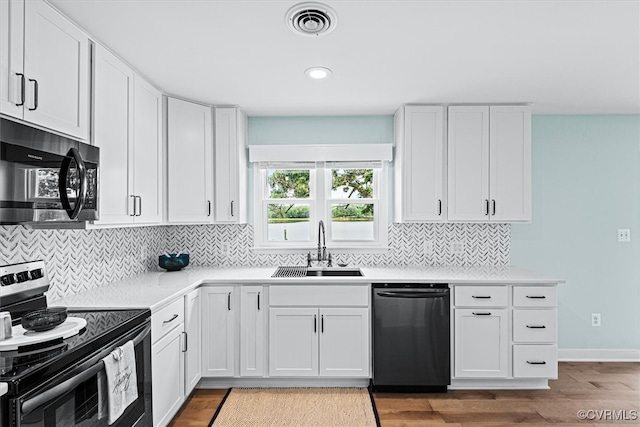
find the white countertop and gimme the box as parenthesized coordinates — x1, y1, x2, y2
(0, 382, 7, 397)
(51, 265, 562, 313)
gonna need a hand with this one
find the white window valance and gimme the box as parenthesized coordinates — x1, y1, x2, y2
(248, 144, 393, 163)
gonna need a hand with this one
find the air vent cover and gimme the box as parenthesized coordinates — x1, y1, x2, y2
(286, 2, 337, 37)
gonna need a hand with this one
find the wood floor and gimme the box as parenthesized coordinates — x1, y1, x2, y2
(169, 362, 640, 426)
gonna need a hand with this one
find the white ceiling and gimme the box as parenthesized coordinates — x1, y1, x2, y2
(49, 0, 640, 116)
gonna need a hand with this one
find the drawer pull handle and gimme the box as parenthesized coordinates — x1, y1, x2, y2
(526, 295, 546, 299)
(228, 292, 231, 311)
(526, 325, 546, 329)
(163, 314, 178, 324)
(526, 360, 547, 365)
(473, 312, 492, 316)
(472, 296, 491, 299)
(313, 315, 317, 333)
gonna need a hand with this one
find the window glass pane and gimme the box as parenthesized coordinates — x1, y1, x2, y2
(331, 203, 374, 241)
(267, 203, 310, 241)
(331, 169, 374, 199)
(267, 169, 310, 199)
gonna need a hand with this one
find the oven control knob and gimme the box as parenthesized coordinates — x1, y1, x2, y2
(29, 269, 43, 280)
(15, 271, 30, 283)
(0, 274, 16, 286)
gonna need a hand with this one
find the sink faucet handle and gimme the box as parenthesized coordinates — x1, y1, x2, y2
(327, 252, 332, 267)
(307, 252, 312, 267)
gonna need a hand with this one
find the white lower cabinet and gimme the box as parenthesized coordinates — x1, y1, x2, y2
(453, 284, 559, 386)
(202, 286, 235, 377)
(151, 302, 185, 427)
(268, 285, 370, 378)
(184, 288, 202, 394)
(269, 308, 318, 377)
(240, 285, 265, 377)
(454, 308, 509, 378)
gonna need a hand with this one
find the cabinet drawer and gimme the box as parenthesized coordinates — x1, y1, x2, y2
(269, 285, 368, 307)
(513, 286, 556, 307)
(513, 310, 557, 343)
(454, 286, 508, 307)
(513, 345, 558, 378)
(152, 298, 184, 343)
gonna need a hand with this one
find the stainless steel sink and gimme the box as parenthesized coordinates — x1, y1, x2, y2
(305, 268, 363, 277)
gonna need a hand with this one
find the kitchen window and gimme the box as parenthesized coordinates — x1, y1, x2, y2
(253, 160, 388, 250)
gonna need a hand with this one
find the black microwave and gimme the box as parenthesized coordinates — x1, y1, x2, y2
(0, 118, 99, 225)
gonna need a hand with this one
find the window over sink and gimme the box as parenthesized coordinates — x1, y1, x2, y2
(253, 160, 388, 250)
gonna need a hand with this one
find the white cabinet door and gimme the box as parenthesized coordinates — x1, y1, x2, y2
(166, 97, 213, 224)
(394, 105, 445, 222)
(448, 105, 531, 222)
(23, 0, 89, 139)
(184, 288, 201, 395)
(202, 286, 235, 377)
(454, 308, 508, 378)
(0, 0, 24, 119)
(447, 106, 490, 221)
(489, 106, 531, 221)
(269, 307, 318, 377)
(319, 308, 369, 377)
(214, 107, 248, 223)
(152, 324, 185, 427)
(132, 75, 162, 224)
(92, 44, 134, 225)
(240, 285, 265, 377)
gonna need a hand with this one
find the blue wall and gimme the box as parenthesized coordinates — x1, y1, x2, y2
(248, 116, 393, 145)
(511, 115, 640, 351)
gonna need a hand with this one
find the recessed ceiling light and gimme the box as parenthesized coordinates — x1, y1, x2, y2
(305, 67, 332, 80)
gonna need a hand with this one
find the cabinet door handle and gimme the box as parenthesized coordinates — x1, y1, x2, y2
(484, 199, 489, 216)
(163, 314, 178, 324)
(129, 195, 136, 216)
(472, 295, 491, 299)
(526, 360, 547, 365)
(28, 79, 38, 111)
(438, 199, 442, 216)
(526, 325, 546, 329)
(314, 315, 317, 333)
(136, 196, 142, 216)
(472, 312, 492, 316)
(15, 73, 25, 106)
(207, 200, 212, 216)
(182, 331, 188, 352)
(230, 200, 234, 217)
(257, 292, 260, 310)
(228, 292, 231, 311)
(491, 199, 496, 216)
(526, 295, 546, 299)
(321, 314, 324, 333)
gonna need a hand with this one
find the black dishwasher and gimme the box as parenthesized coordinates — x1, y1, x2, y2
(372, 283, 450, 392)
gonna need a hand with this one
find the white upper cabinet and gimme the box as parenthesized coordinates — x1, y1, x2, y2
(166, 97, 214, 224)
(447, 105, 531, 222)
(1, 0, 90, 140)
(214, 107, 248, 223)
(92, 44, 162, 226)
(394, 105, 445, 222)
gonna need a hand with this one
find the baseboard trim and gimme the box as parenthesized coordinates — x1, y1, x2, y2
(558, 349, 640, 362)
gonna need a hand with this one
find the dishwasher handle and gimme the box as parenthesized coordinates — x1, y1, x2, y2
(376, 290, 449, 299)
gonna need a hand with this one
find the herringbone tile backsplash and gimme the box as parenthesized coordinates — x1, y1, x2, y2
(1, 223, 509, 298)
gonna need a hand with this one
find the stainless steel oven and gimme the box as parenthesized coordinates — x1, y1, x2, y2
(0, 261, 152, 427)
(8, 320, 151, 427)
(0, 118, 99, 224)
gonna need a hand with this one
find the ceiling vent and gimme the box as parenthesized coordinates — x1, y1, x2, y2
(286, 2, 337, 37)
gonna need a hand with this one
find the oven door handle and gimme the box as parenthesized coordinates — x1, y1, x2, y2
(21, 323, 150, 416)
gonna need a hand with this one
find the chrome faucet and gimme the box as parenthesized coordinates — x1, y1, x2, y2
(307, 220, 331, 267)
(318, 220, 326, 262)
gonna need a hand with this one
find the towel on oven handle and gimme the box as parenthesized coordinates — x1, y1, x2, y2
(98, 340, 138, 425)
